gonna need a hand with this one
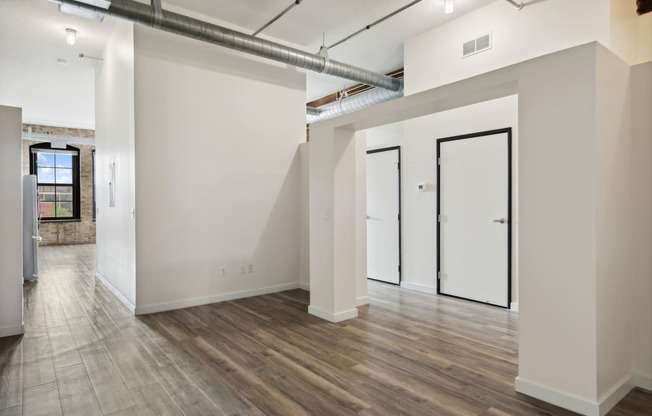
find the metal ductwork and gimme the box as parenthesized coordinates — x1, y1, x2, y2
(54, 0, 404, 92)
(307, 87, 403, 123)
(306, 106, 322, 116)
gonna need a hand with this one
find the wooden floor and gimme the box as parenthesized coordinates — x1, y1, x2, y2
(1, 245, 650, 415)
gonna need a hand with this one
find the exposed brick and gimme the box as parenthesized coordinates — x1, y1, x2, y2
(22, 124, 96, 246)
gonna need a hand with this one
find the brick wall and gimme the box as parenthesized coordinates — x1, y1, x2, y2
(22, 124, 96, 246)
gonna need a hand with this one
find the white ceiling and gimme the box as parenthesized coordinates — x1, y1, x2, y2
(0, 0, 496, 127)
(164, 0, 496, 100)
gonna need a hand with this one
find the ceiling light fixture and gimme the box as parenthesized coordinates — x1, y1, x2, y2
(444, 0, 455, 14)
(66, 28, 77, 45)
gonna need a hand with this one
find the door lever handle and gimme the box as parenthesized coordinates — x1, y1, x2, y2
(490, 218, 506, 224)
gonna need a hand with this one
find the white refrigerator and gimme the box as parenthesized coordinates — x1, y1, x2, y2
(23, 174, 40, 281)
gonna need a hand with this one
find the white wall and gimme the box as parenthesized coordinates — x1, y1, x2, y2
(631, 61, 652, 383)
(133, 26, 306, 313)
(609, 0, 640, 65)
(0, 105, 23, 337)
(640, 12, 652, 63)
(94, 20, 137, 310)
(405, 0, 610, 95)
(595, 46, 634, 400)
(363, 97, 519, 303)
(299, 142, 310, 289)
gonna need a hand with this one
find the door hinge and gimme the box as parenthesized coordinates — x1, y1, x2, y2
(437, 214, 441, 222)
(437, 157, 441, 165)
(397, 213, 400, 221)
(398, 265, 401, 272)
(437, 271, 441, 280)
(397, 162, 400, 169)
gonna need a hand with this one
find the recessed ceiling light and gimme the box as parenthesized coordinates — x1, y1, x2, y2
(66, 28, 77, 45)
(57, 58, 68, 65)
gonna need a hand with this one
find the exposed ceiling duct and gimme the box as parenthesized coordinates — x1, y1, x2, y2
(52, 0, 404, 93)
(306, 87, 403, 124)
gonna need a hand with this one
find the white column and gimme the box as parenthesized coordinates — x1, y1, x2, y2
(309, 125, 359, 322)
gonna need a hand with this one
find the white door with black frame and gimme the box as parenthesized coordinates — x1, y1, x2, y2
(367, 147, 400, 284)
(437, 129, 511, 308)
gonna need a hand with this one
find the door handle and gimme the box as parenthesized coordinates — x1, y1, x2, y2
(490, 218, 506, 224)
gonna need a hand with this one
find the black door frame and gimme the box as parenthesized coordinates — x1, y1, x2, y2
(366, 146, 402, 285)
(436, 128, 512, 308)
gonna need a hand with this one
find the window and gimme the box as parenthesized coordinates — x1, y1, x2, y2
(30, 143, 80, 221)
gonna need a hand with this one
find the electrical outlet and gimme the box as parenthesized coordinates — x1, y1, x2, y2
(240, 265, 246, 274)
(220, 266, 227, 277)
(247, 264, 253, 273)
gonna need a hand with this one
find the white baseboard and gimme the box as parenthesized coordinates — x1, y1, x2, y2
(516, 376, 601, 416)
(632, 372, 652, 391)
(516, 373, 642, 416)
(510, 302, 519, 312)
(135, 282, 302, 315)
(356, 296, 369, 306)
(96, 272, 136, 314)
(597, 374, 635, 416)
(0, 325, 24, 338)
(400, 281, 437, 295)
(298, 282, 310, 291)
(308, 305, 358, 323)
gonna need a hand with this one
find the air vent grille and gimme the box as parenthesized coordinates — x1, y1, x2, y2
(462, 33, 492, 58)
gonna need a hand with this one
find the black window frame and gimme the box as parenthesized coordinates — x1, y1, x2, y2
(29, 143, 81, 222)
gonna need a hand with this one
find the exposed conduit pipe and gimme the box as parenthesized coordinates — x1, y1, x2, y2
(53, 0, 403, 92)
(253, 0, 302, 37)
(328, 0, 423, 50)
(503, 0, 524, 10)
(307, 87, 403, 123)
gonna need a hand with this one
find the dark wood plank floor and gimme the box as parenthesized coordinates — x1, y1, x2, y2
(0, 244, 650, 415)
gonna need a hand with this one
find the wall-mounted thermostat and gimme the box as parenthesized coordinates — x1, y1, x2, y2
(417, 183, 426, 191)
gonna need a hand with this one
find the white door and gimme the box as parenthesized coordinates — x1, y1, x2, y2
(367, 147, 400, 284)
(438, 130, 510, 307)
